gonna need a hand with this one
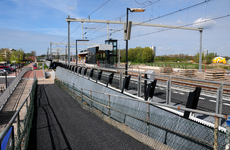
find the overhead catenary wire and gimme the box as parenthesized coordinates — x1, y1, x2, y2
(89, 0, 217, 42)
(60, 0, 111, 43)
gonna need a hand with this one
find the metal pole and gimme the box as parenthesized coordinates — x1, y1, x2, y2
(118, 45, 120, 65)
(119, 71, 123, 90)
(76, 40, 78, 65)
(5, 63, 7, 89)
(166, 77, 171, 105)
(82, 22, 84, 39)
(68, 15, 70, 65)
(90, 90, 92, 108)
(199, 29, 203, 72)
(147, 102, 150, 136)
(15, 63, 17, 77)
(125, 8, 129, 76)
(50, 42, 52, 59)
(65, 45, 67, 64)
(108, 94, 110, 117)
(214, 116, 219, 150)
(107, 23, 109, 40)
(137, 73, 141, 97)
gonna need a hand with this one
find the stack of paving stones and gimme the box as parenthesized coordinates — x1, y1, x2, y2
(205, 70, 226, 80)
(179, 69, 195, 77)
(160, 67, 173, 75)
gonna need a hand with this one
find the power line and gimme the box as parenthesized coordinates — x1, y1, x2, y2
(130, 14, 230, 39)
(60, 0, 111, 43)
(89, 0, 215, 42)
(135, 0, 214, 26)
(88, 0, 111, 19)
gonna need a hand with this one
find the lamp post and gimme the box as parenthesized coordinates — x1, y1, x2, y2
(76, 39, 89, 65)
(125, 8, 145, 75)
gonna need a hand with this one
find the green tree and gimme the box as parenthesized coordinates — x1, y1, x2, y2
(142, 47, 154, 62)
(10, 49, 24, 63)
(205, 53, 217, 64)
(0, 48, 11, 62)
(194, 52, 204, 63)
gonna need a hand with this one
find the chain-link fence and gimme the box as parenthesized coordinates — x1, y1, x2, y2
(55, 78, 229, 150)
(0, 73, 37, 150)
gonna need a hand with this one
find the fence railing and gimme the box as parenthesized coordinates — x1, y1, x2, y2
(55, 78, 229, 150)
(60, 64, 230, 118)
(0, 72, 37, 150)
(0, 67, 32, 112)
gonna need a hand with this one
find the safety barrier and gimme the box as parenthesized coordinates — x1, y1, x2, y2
(0, 67, 32, 112)
(0, 72, 37, 150)
(55, 66, 229, 150)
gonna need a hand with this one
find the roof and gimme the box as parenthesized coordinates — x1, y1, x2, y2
(87, 44, 113, 50)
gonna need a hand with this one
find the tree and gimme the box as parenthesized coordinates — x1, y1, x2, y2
(142, 47, 154, 62)
(205, 53, 217, 64)
(0, 48, 11, 62)
(10, 49, 24, 63)
(194, 52, 204, 63)
(31, 51, 36, 56)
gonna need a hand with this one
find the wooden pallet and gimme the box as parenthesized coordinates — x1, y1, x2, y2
(179, 69, 195, 77)
(160, 67, 173, 74)
(205, 70, 226, 80)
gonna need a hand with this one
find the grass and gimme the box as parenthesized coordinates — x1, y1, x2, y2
(131, 62, 230, 70)
(37, 62, 49, 69)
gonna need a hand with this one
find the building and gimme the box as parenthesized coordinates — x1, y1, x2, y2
(203, 50, 208, 57)
(78, 39, 118, 67)
(150, 46, 156, 56)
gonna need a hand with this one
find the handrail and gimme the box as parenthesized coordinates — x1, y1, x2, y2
(0, 71, 37, 145)
(60, 78, 228, 119)
(0, 67, 32, 111)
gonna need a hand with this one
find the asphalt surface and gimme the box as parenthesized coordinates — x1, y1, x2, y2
(28, 84, 152, 150)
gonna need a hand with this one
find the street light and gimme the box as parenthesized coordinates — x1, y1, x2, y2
(125, 8, 145, 75)
(76, 39, 89, 65)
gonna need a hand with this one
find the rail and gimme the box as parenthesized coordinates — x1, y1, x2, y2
(0, 67, 32, 111)
(0, 72, 37, 150)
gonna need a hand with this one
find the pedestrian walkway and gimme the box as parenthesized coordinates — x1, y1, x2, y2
(28, 82, 152, 150)
(23, 70, 44, 79)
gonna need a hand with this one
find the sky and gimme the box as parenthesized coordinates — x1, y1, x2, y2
(0, 0, 230, 56)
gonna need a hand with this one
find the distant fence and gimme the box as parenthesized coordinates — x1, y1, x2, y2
(0, 67, 32, 112)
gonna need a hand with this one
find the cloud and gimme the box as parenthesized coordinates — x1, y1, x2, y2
(193, 18, 216, 29)
(177, 20, 183, 25)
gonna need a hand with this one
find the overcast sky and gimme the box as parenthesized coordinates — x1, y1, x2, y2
(0, 0, 229, 56)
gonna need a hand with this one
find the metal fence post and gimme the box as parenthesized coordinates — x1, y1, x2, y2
(166, 77, 171, 105)
(108, 94, 110, 118)
(137, 73, 141, 97)
(216, 83, 223, 125)
(226, 117, 230, 150)
(81, 88, 83, 102)
(214, 116, 219, 150)
(17, 113, 20, 142)
(90, 90, 92, 108)
(72, 83, 74, 94)
(147, 102, 150, 136)
(119, 71, 123, 90)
